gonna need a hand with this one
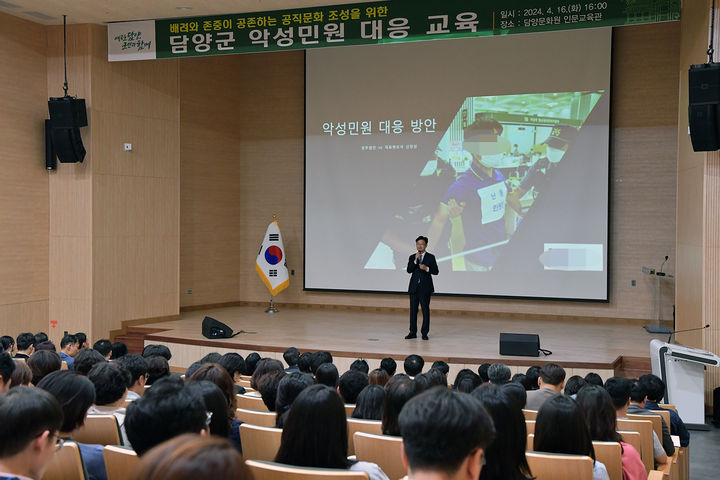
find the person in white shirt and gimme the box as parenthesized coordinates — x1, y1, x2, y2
(115, 354, 148, 403)
(87, 362, 130, 445)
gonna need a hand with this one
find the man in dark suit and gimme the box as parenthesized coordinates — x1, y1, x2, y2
(406, 236, 439, 340)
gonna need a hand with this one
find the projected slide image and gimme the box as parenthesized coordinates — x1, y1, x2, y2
(365, 91, 605, 273)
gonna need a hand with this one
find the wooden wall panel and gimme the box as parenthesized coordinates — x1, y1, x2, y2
(0, 12, 49, 336)
(175, 24, 682, 322)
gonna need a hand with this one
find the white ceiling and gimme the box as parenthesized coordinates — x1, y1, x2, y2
(0, 0, 375, 25)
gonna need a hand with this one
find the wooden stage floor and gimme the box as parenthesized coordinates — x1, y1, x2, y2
(129, 306, 667, 373)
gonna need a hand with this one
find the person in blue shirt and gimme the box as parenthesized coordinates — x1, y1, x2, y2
(427, 118, 511, 271)
(640, 374, 690, 447)
(58, 334, 79, 371)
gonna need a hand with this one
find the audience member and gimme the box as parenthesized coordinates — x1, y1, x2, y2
(628, 380, 675, 455)
(110, 342, 128, 360)
(310, 351, 333, 374)
(184, 381, 232, 440)
(368, 368, 389, 387)
(413, 372, 433, 391)
(217, 353, 245, 383)
(403, 354, 424, 377)
(524, 363, 565, 411)
(525, 366, 541, 390)
(9, 359, 31, 388)
(380, 357, 397, 376)
(257, 370, 286, 411)
(502, 381, 527, 411)
(125, 378, 209, 456)
(604, 377, 668, 466)
(133, 434, 244, 479)
(14, 333, 35, 360)
(243, 352, 261, 376)
(584, 372, 603, 387)
(34, 341, 56, 352)
(640, 374, 690, 447)
(187, 363, 241, 452)
(93, 339, 113, 360)
(74, 349, 107, 376)
(87, 362, 131, 445)
(511, 373, 530, 390)
(382, 375, 422, 436)
(315, 362, 339, 388)
(33, 333, 48, 346)
(275, 372, 315, 428)
(0, 336, 15, 356)
(116, 354, 148, 402)
(338, 369, 369, 404)
(478, 363, 491, 383)
(58, 334, 79, 371)
(0, 387, 64, 480)
(250, 358, 284, 390)
(472, 385, 532, 480)
(76, 332, 89, 349)
(199, 352, 221, 364)
(399, 387, 495, 480)
(564, 375, 587, 397)
(37, 371, 107, 480)
(430, 360, 449, 376)
(185, 361, 203, 379)
(141, 344, 172, 361)
(297, 352, 312, 374)
(488, 363, 511, 385)
(426, 368, 448, 388)
(275, 384, 389, 479)
(534, 395, 610, 480)
(0, 352, 16, 392)
(283, 347, 300, 372)
(453, 369, 481, 393)
(576, 385, 646, 480)
(145, 355, 170, 385)
(350, 359, 370, 374)
(352, 384, 385, 421)
(27, 350, 61, 386)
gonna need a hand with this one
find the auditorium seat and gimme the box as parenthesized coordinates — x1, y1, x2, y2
(237, 393, 269, 411)
(617, 418, 654, 472)
(648, 470, 665, 480)
(353, 432, 404, 480)
(103, 445, 138, 480)
(42, 441, 84, 480)
(239, 423, 282, 461)
(347, 418, 382, 456)
(236, 378, 252, 388)
(618, 430, 643, 464)
(344, 404, 355, 417)
(649, 409, 672, 432)
(526, 419, 535, 434)
(73, 415, 121, 445)
(236, 407, 277, 427)
(592, 441, 622, 480)
(627, 413, 663, 441)
(522, 409, 538, 420)
(525, 452, 593, 480)
(61, 361, 68, 371)
(245, 459, 369, 480)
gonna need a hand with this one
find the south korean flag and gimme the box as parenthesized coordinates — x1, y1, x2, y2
(255, 221, 290, 296)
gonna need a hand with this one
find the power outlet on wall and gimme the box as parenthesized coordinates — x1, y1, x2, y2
(186, 289, 192, 294)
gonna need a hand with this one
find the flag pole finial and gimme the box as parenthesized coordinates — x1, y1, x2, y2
(272, 213, 278, 220)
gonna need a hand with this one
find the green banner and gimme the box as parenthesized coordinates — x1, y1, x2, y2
(107, 0, 680, 61)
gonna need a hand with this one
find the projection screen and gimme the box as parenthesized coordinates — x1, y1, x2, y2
(305, 28, 611, 300)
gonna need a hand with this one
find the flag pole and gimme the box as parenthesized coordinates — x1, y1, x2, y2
(265, 296, 279, 313)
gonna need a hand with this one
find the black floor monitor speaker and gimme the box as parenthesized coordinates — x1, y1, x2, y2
(689, 63, 720, 152)
(202, 316, 239, 339)
(499, 333, 540, 357)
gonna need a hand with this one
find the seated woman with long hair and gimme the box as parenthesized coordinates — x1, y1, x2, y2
(534, 395, 610, 480)
(275, 384, 389, 480)
(576, 385, 646, 480)
(472, 385, 533, 480)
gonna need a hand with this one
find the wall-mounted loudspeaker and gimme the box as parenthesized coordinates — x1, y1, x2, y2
(47, 96, 87, 163)
(689, 63, 720, 152)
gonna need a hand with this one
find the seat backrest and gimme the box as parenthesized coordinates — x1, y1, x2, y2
(627, 413, 662, 441)
(523, 409, 538, 420)
(239, 423, 283, 461)
(344, 404, 355, 417)
(525, 452, 593, 480)
(239, 374, 252, 381)
(42, 442, 85, 480)
(347, 419, 382, 456)
(526, 420, 535, 435)
(592, 441, 622, 480)
(649, 409, 672, 431)
(617, 430, 642, 463)
(103, 445, 138, 480)
(658, 403, 676, 413)
(647, 470, 664, 480)
(73, 415, 121, 446)
(245, 460, 369, 480)
(236, 407, 277, 427)
(236, 378, 252, 387)
(617, 419, 653, 472)
(353, 432, 405, 480)
(237, 393, 269, 411)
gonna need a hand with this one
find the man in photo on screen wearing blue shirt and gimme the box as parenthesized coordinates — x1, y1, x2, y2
(427, 118, 511, 272)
